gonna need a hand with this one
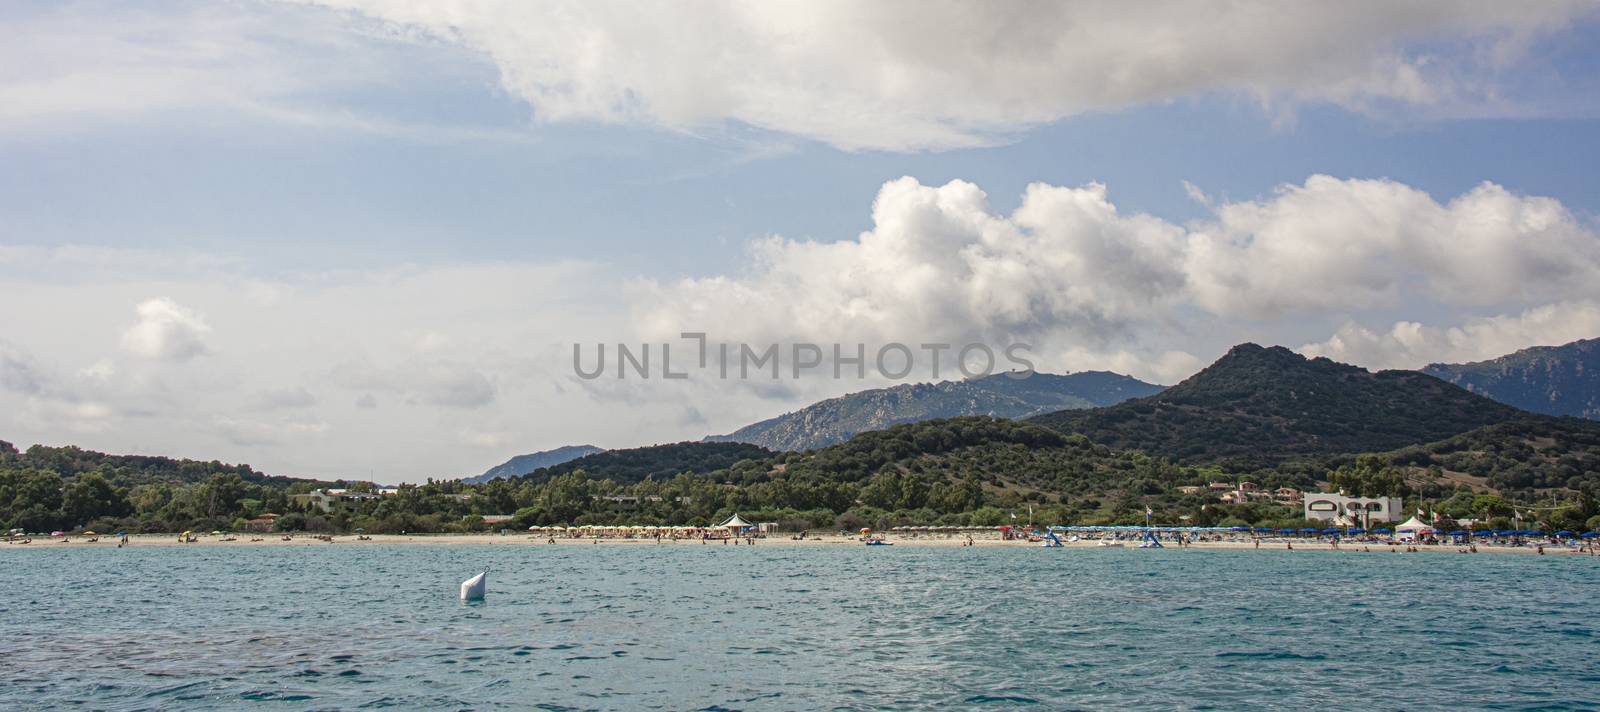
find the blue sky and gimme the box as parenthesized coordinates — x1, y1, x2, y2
(3, 1, 1600, 480)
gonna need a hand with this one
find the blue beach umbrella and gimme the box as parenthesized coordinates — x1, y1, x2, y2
(1448, 530, 1467, 536)
(1320, 528, 1340, 534)
(1372, 528, 1391, 534)
(1582, 532, 1598, 538)
(1276, 528, 1295, 533)
(1555, 531, 1574, 537)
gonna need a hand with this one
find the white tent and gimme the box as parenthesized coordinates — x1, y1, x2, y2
(1395, 516, 1435, 538)
(718, 514, 753, 529)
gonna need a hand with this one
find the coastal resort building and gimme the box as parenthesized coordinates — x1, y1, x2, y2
(1302, 493, 1404, 524)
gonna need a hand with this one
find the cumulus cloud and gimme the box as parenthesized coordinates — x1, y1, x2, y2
(1300, 301, 1600, 369)
(121, 297, 212, 361)
(634, 177, 1187, 352)
(294, 0, 1594, 150)
(634, 174, 1600, 383)
(1187, 177, 1600, 317)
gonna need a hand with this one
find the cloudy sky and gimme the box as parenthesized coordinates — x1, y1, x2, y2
(4, 1, 1600, 481)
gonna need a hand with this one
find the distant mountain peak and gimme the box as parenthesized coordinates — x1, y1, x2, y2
(707, 370, 1163, 451)
(465, 444, 605, 484)
(1423, 337, 1600, 420)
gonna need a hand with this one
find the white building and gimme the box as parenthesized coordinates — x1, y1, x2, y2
(1303, 493, 1404, 524)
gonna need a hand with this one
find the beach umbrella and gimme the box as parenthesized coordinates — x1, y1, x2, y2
(1448, 530, 1467, 536)
(1276, 528, 1295, 533)
(1583, 532, 1598, 538)
(1372, 528, 1391, 534)
(1299, 528, 1319, 533)
(81, 530, 96, 536)
(1320, 528, 1340, 534)
(50, 531, 65, 537)
(1555, 531, 1574, 537)
(859, 528, 871, 533)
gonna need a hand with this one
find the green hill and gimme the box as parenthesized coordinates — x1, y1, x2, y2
(518, 441, 773, 485)
(1027, 344, 1525, 469)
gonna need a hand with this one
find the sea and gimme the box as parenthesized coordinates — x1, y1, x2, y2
(2, 543, 1596, 710)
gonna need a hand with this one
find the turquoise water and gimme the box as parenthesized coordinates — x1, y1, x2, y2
(2, 544, 1596, 710)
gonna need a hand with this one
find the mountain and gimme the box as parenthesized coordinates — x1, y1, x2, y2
(706, 371, 1164, 452)
(738, 416, 1217, 497)
(1027, 343, 1526, 469)
(1423, 338, 1600, 420)
(465, 445, 605, 484)
(515, 441, 773, 485)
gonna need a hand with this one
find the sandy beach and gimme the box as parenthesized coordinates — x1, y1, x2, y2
(5, 532, 1591, 555)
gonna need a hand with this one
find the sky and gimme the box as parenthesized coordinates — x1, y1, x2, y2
(3, 0, 1600, 481)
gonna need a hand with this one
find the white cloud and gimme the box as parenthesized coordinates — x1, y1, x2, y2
(633, 174, 1600, 383)
(632, 177, 1189, 362)
(292, 0, 1594, 150)
(1300, 301, 1600, 369)
(1187, 177, 1600, 318)
(121, 298, 212, 361)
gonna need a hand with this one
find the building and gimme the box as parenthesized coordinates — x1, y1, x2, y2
(241, 513, 279, 532)
(1303, 493, 1404, 524)
(289, 488, 387, 513)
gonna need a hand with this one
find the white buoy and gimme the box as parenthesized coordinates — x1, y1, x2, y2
(459, 571, 486, 601)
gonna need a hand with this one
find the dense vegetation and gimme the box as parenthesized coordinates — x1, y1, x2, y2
(1029, 344, 1523, 469)
(1384, 418, 1600, 493)
(0, 440, 337, 534)
(707, 370, 1162, 451)
(515, 441, 773, 485)
(1423, 337, 1600, 420)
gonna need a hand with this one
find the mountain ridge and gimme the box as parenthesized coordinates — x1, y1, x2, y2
(706, 370, 1163, 451)
(465, 445, 605, 484)
(1423, 337, 1600, 420)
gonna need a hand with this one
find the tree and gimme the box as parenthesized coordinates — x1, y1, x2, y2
(1327, 455, 1409, 498)
(61, 473, 131, 528)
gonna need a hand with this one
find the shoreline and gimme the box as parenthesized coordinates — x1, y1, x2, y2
(4, 533, 1592, 556)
